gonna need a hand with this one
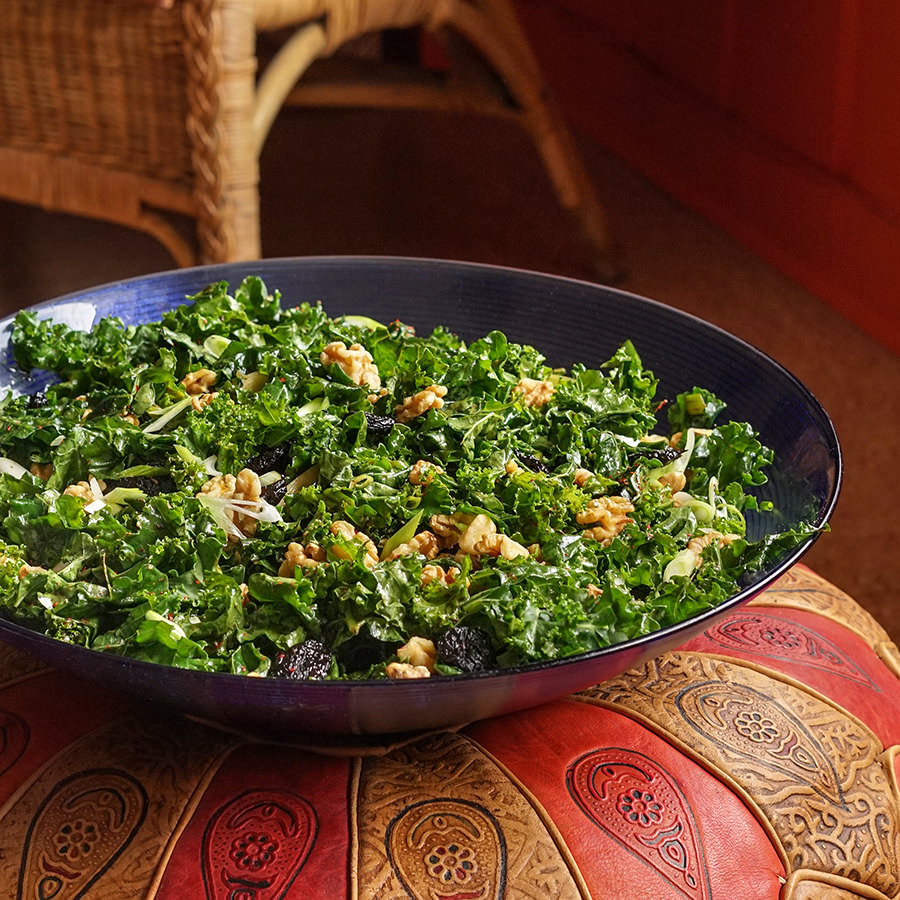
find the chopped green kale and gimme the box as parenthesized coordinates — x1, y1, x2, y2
(0, 277, 819, 678)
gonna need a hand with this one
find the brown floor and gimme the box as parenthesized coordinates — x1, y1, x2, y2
(1, 107, 898, 639)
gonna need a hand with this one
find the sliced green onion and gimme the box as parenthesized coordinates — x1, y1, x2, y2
(297, 396, 329, 416)
(381, 510, 424, 560)
(203, 334, 231, 358)
(197, 494, 283, 541)
(340, 314, 384, 330)
(684, 392, 707, 416)
(99, 487, 146, 513)
(663, 548, 698, 581)
(285, 465, 319, 494)
(143, 609, 187, 641)
(241, 371, 268, 392)
(143, 396, 193, 434)
(0, 457, 27, 479)
(672, 491, 714, 523)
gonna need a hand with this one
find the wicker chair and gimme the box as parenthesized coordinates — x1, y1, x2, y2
(0, 0, 618, 278)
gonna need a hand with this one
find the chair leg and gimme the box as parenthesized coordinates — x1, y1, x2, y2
(442, 0, 623, 281)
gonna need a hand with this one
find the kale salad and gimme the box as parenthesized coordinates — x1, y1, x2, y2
(0, 277, 817, 680)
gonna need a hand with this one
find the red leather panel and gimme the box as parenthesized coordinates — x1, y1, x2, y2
(0, 670, 131, 807)
(467, 698, 786, 900)
(154, 743, 353, 899)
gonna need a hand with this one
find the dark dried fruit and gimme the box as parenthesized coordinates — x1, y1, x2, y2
(435, 625, 495, 673)
(106, 475, 177, 496)
(365, 413, 395, 439)
(245, 441, 292, 475)
(514, 451, 550, 474)
(270, 639, 333, 680)
(262, 476, 288, 505)
(629, 445, 683, 465)
(26, 390, 47, 409)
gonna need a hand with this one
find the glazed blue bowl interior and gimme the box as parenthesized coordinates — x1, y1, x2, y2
(0, 257, 841, 739)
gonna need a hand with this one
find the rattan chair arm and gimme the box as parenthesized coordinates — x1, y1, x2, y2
(254, 0, 451, 50)
(253, 22, 329, 155)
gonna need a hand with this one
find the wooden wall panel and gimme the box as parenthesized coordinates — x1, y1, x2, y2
(554, 0, 630, 33)
(514, 0, 900, 355)
(630, 0, 735, 104)
(729, 0, 844, 169)
(848, 2, 900, 211)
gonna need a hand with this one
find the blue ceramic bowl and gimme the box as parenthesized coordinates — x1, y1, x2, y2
(0, 257, 841, 739)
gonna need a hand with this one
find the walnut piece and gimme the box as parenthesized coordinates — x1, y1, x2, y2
(199, 468, 263, 536)
(395, 384, 447, 423)
(687, 530, 739, 557)
(429, 512, 471, 545)
(457, 513, 529, 560)
(182, 368, 217, 395)
(190, 392, 218, 412)
(63, 479, 105, 502)
(388, 530, 442, 560)
(396, 636, 437, 671)
(330, 520, 378, 568)
(409, 459, 444, 486)
(420, 564, 461, 587)
(578, 496, 635, 545)
(320, 341, 381, 390)
(278, 541, 326, 577)
(669, 427, 713, 448)
(573, 467, 594, 487)
(386, 662, 432, 679)
(514, 377, 555, 407)
(428, 512, 528, 560)
(655, 471, 687, 493)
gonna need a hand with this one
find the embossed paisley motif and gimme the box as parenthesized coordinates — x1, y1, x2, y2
(755, 569, 891, 651)
(567, 748, 710, 900)
(0, 706, 28, 778)
(201, 788, 317, 900)
(676, 682, 844, 805)
(17, 768, 147, 900)
(704, 614, 876, 688)
(386, 798, 506, 900)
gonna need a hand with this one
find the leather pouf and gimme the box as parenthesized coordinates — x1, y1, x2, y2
(1, 565, 899, 900)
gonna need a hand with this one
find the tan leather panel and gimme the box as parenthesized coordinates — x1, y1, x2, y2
(355, 731, 588, 899)
(0, 712, 232, 899)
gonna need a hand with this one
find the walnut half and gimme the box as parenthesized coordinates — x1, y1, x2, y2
(578, 496, 634, 545)
(278, 541, 326, 577)
(395, 385, 447, 423)
(199, 468, 263, 536)
(514, 377, 555, 407)
(320, 341, 381, 391)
